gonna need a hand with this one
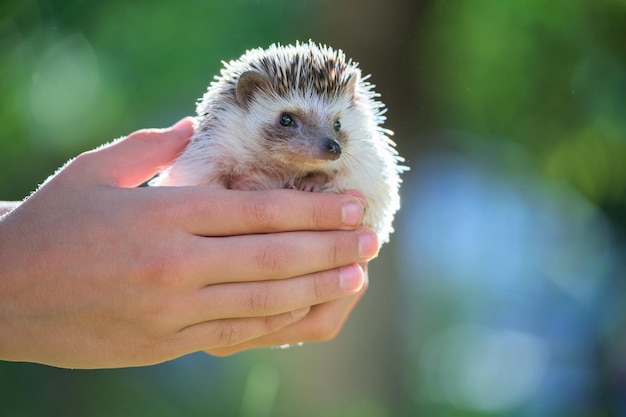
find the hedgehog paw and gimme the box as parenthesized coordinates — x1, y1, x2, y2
(298, 183, 318, 192)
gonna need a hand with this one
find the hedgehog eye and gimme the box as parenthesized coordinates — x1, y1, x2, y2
(333, 120, 342, 132)
(279, 113, 295, 127)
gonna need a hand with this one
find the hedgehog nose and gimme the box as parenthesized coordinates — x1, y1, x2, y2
(322, 138, 342, 160)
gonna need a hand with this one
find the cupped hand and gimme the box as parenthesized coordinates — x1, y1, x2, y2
(0, 118, 378, 369)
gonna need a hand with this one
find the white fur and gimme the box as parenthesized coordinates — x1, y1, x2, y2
(152, 42, 406, 245)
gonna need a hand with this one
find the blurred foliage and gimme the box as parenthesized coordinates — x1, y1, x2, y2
(417, 0, 626, 207)
(2, 0, 626, 416)
(0, 0, 317, 198)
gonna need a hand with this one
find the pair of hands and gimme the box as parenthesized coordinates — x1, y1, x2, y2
(0, 118, 378, 369)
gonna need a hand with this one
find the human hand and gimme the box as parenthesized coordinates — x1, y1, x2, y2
(205, 264, 369, 356)
(0, 118, 378, 369)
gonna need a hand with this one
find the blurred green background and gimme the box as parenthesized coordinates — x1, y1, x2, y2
(2, 0, 626, 416)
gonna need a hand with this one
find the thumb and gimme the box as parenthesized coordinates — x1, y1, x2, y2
(82, 117, 195, 188)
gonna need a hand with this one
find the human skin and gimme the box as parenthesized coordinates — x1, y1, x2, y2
(0, 118, 378, 369)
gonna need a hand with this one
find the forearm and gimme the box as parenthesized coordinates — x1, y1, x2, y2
(0, 201, 20, 217)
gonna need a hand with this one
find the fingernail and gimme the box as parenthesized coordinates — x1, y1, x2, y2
(342, 190, 366, 206)
(358, 229, 379, 261)
(291, 306, 310, 319)
(361, 263, 370, 287)
(340, 264, 364, 292)
(353, 195, 366, 207)
(342, 201, 364, 228)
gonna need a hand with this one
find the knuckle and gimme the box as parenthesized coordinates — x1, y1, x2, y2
(310, 199, 328, 229)
(141, 247, 185, 289)
(311, 274, 327, 300)
(327, 233, 357, 266)
(248, 283, 273, 313)
(217, 320, 243, 346)
(242, 194, 281, 228)
(263, 315, 279, 333)
(70, 151, 91, 168)
(127, 129, 152, 142)
(61, 152, 92, 177)
(255, 242, 289, 275)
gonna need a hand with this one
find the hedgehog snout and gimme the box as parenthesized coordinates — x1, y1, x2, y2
(321, 138, 342, 160)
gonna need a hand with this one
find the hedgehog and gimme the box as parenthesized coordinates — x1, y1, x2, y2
(151, 41, 406, 245)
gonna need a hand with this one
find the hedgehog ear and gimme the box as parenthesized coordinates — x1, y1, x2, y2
(236, 71, 271, 109)
(346, 73, 359, 103)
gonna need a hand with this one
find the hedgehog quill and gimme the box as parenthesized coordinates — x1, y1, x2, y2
(152, 41, 407, 245)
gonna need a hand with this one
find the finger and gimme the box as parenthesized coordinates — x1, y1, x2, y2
(185, 227, 378, 286)
(76, 118, 195, 187)
(205, 276, 368, 356)
(178, 264, 365, 324)
(173, 308, 310, 352)
(144, 188, 366, 236)
(341, 189, 367, 206)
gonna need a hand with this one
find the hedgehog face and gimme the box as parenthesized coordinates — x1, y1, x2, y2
(234, 67, 356, 170)
(262, 105, 345, 166)
(199, 41, 385, 173)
